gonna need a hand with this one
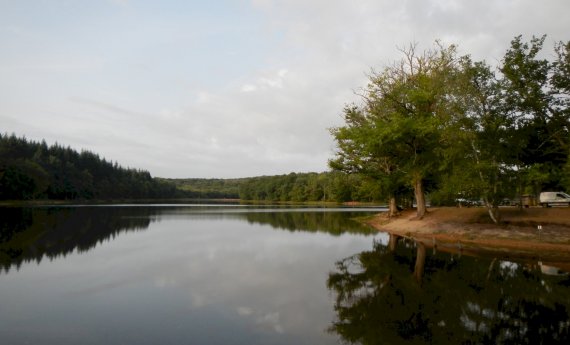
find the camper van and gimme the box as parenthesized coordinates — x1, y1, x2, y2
(539, 192, 570, 207)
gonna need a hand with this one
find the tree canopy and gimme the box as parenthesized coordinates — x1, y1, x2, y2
(330, 35, 570, 222)
(0, 133, 181, 200)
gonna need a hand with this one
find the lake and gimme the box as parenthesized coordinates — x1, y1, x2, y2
(1, 205, 570, 344)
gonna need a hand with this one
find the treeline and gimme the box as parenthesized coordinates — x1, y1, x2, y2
(0, 134, 181, 200)
(331, 35, 570, 222)
(167, 172, 389, 202)
(0, 133, 385, 203)
(161, 177, 245, 199)
(238, 172, 384, 202)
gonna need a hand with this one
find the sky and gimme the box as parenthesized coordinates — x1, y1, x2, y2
(1, 0, 569, 178)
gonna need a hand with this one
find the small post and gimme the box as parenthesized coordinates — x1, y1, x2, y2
(537, 225, 542, 240)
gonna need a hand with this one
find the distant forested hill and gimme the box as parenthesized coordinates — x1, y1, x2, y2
(161, 177, 245, 199)
(0, 133, 385, 202)
(0, 133, 181, 200)
(165, 172, 388, 203)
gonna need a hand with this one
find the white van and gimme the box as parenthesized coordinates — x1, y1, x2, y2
(539, 192, 570, 207)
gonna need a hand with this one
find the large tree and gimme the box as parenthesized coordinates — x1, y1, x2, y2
(331, 43, 462, 218)
(502, 36, 570, 191)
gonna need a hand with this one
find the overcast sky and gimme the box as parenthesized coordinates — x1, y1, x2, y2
(1, 0, 569, 178)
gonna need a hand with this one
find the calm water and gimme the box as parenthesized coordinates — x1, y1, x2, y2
(1, 205, 570, 344)
(0, 205, 380, 345)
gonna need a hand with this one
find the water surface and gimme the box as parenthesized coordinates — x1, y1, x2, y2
(2, 205, 570, 344)
(0, 205, 380, 345)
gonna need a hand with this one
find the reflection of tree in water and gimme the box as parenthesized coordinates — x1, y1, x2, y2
(327, 237, 570, 344)
(244, 211, 376, 235)
(0, 207, 158, 273)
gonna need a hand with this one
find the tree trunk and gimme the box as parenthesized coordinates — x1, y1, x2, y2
(413, 176, 426, 219)
(483, 198, 501, 224)
(388, 233, 400, 252)
(388, 195, 398, 218)
(413, 243, 426, 284)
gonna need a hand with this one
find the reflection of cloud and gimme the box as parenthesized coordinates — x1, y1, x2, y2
(155, 276, 177, 288)
(256, 312, 284, 334)
(237, 307, 285, 334)
(237, 306, 253, 316)
(69, 214, 376, 339)
(499, 261, 519, 278)
(190, 293, 207, 308)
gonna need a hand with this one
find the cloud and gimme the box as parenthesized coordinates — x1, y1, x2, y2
(1, 0, 569, 178)
(255, 312, 284, 334)
(240, 69, 288, 92)
(241, 84, 257, 92)
(108, 0, 130, 7)
(237, 307, 253, 316)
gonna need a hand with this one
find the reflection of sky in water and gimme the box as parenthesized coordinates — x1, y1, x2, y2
(0, 210, 378, 345)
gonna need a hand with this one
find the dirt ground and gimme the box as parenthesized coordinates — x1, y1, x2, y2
(367, 206, 570, 262)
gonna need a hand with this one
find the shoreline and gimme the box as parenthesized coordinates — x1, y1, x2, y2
(0, 199, 386, 207)
(366, 206, 570, 262)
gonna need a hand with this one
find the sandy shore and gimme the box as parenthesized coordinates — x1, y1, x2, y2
(367, 207, 570, 262)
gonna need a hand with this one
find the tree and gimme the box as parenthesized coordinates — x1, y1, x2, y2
(502, 36, 570, 192)
(330, 105, 406, 215)
(449, 58, 518, 223)
(332, 36, 570, 223)
(331, 43, 462, 218)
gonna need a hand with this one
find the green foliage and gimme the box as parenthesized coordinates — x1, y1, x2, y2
(164, 172, 381, 203)
(0, 133, 181, 200)
(332, 35, 570, 221)
(563, 155, 570, 191)
(331, 43, 465, 216)
(502, 36, 569, 175)
(162, 177, 245, 199)
(162, 172, 380, 202)
(236, 172, 380, 202)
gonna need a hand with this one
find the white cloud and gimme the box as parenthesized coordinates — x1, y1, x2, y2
(241, 84, 257, 92)
(1, 0, 569, 177)
(240, 68, 289, 92)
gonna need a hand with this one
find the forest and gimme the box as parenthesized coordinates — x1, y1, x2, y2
(163, 172, 382, 202)
(330, 35, 570, 222)
(0, 134, 182, 200)
(0, 133, 375, 202)
(0, 134, 373, 202)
